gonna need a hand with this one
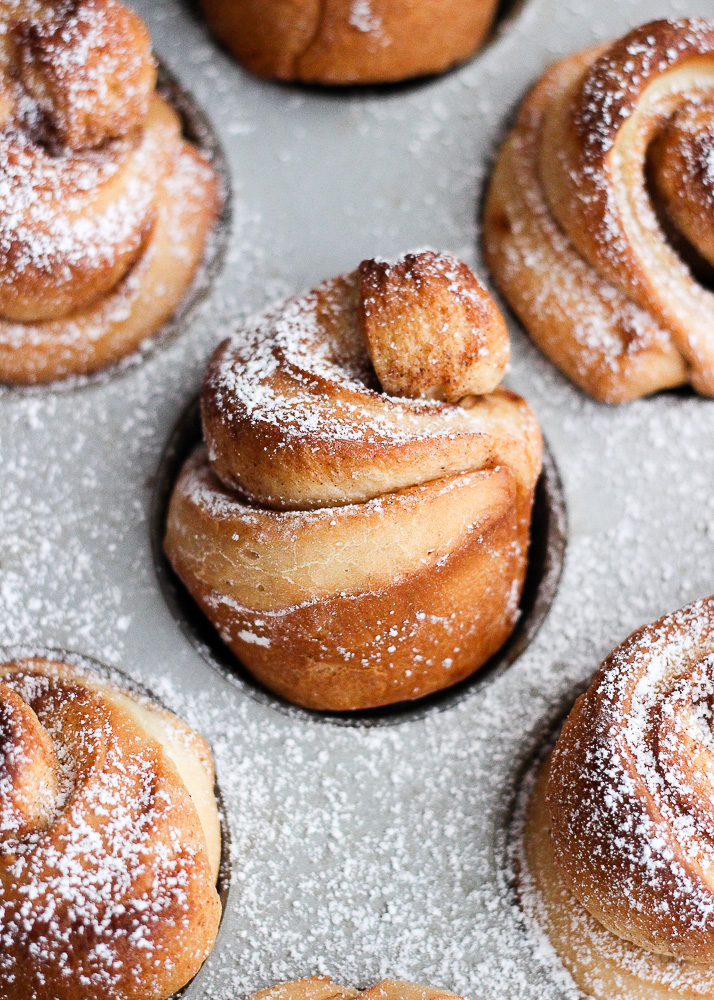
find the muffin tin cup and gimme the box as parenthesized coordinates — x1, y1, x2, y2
(151, 397, 567, 727)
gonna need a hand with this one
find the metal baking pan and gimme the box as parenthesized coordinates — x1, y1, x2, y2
(1, 0, 713, 997)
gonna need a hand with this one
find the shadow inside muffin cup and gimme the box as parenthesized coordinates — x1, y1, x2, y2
(0, 644, 232, 996)
(490, 680, 587, 932)
(150, 396, 568, 728)
(0, 60, 232, 397)
(482, 686, 586, 1000)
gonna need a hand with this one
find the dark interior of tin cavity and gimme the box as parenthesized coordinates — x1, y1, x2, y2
(491, 682, 587, 921)
(150, 397, 567, 728)
(0, 645, 232, 998)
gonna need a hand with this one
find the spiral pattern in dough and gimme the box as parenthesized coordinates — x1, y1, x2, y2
(484, 18, 714, 403)
(0, 0, 221, 383)
(166, 251, 542, 711)
(0, 657, 222, 1000)
(548, 596, 714, 963)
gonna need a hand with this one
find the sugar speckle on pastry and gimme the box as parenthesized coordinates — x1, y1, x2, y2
(518, 597, 714, 998)
(0, 657, 221, 999)
(0, 0, 223, 384)
(483, 17, 714, 403)
(165, 251, 542, 711)
(2, 2, 714, 997)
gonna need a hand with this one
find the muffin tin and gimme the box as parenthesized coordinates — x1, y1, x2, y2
(2, 0, 713, 997)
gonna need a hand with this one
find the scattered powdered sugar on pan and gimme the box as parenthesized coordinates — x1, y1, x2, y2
(1, 0, 714, 998)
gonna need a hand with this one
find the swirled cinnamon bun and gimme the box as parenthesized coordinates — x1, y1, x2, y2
(164, 251, 543, 711)
(0, 656, 222, 1000)
(197, 0, 499, 85)
(483, 18, 714, 404)
(246, 977, 470, 1000)
(522, 597, 714, 999)
(0, 0, 222, 384)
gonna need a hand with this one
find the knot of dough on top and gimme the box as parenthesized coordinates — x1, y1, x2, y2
(168, 252, 542, 710)
(0, 0, 163, 324)
(358, 250, 509, 401)
(0, 0, 222, 385)
(202, 250, 535, 512)
(10, 0, 155, 148)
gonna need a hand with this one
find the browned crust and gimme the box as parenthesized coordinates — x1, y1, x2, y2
(200, 266, 541, 511)
(0, 136, 221, 384)
(572, 20, 714, 182)
(482, 20, 714, 402)
(538, 21, 714, 366)
(0, 0, 222, 384)
(649, 103, 714, 268)
(0, 682, 59, 837)
(165, 450, 533, 711)
(247, 977, 469, 1000)
(546, 597, 714, 963)
(358, 251, 508, 401)
(0, 657, 221, 1000)
(15, 0, 156, 148)
(524, 761, 714, 998)
(171, 252, 541, 711)
(198, 0, 499, 84)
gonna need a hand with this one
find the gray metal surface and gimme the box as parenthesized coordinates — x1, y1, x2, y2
(1, 0, 712, 997)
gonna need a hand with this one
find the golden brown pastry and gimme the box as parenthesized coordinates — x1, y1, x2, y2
(483, 18, 714, 404)
(198, 0, 499, 85)
(246, 977, 470, 1000)
(0, 0, 222, 385)
(164, 250, 543, 712)
(0, 656, 222, 1000)
(522, 596, 714, 999)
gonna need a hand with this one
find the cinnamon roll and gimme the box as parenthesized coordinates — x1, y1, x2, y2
(246, 977, 469, 1000)
(0, 0, 222, 385)
(522, 597, 714, 998)
(0, 656, 222, 1000)
(198, 0, 499, 85)
(483, 18, 714, 403)
(164, 251, 543, 712)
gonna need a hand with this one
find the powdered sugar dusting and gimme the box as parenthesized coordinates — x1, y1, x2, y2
(0, 0, 158, 317)
(545, 598, 714, 944)
(349, 2, 383, 36)
(0, 658, 217, 996)
(3, 0, 714, 997)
